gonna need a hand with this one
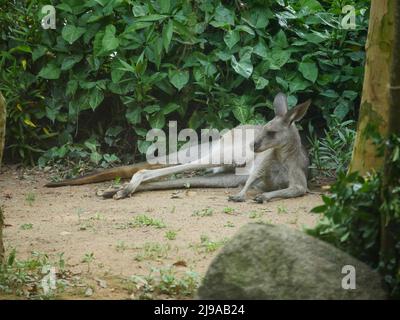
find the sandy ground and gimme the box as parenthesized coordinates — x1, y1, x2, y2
(0, 166, 323, 299)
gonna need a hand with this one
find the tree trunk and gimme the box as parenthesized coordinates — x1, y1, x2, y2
(0, 92, 5, 167)
(380, 0, 400, 274)
(349, 0, 395, 174)
(0, 91, 5, 264)
(0, 207, 4, 264)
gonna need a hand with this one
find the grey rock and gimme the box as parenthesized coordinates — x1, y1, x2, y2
(197, 223, 386, 300)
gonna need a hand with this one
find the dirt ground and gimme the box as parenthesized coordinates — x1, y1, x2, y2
(0, 165, 323, 299)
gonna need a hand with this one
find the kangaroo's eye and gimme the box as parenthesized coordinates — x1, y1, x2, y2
(267, 131, 276, 138)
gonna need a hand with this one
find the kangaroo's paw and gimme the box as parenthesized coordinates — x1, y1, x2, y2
(98, 183, 128, 199)
(253, 194, 267, 204)
(99, 188, 120, 199)
(228, 194, 246, 202)
(113, 189, 131, 200)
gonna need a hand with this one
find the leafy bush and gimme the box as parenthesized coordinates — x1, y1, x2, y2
(308, 135, 400, 299)
(0, 0, 369, 164)
(308, 118, 356, 177)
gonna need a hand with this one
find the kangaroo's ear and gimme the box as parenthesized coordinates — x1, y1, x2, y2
(284, 99, 311, 125)
(273, 93, 288, 117)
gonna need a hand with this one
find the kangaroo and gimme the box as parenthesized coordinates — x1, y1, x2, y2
(96, 93, 311, 202)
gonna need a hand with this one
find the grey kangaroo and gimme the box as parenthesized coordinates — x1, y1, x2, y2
(101, 93, 311, 202)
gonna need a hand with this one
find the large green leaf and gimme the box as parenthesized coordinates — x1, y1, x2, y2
(268, 50, 291, 70)
(159, 0, 170, 14)
(289, 75, 311, 93)
(135, 14, 168, 22)
(299, 61, 318, 83)
(224, 30, 240, 49)
(126, 107, 142, 125)
(149, 112, 166, 129)
(231, 53, 253, 79)
(102, 25, 119, 52)
(61, 25, 86, 44)
(38, 63, 61, 79)
(211, 4, 235, 27)
(162, 19, 173, 53)
(61, 54, 83, 71)
(253, 76, 269, 90)
(168, 70, 189, 90)
(89, 87, 104, 110)
(233, 105, 251, 123)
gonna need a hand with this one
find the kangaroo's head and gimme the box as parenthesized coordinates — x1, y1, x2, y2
(252, 93, 311, 153)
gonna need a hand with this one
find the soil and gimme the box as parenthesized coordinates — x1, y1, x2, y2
(0, 165, 323, 299)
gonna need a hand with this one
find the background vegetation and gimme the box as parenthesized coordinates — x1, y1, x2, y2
(1, 0, 369, 174)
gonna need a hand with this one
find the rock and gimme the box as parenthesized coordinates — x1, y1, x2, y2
(197, 223, 386, 300)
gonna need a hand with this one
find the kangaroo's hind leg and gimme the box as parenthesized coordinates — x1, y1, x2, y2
(100, 173, 247, 198)
(137, 173, 248, 191)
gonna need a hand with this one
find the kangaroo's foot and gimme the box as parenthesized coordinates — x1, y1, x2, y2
(113, 172, 146, 199)
(98, 184, 127, 199)
(253, 194, 267, 203)
(228, 194, 246, 202)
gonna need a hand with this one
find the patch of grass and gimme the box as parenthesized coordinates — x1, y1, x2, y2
(222, 207, 235, 215)
(115, 241, 128, 252)
(129, 267, 200, 299)
(25, 192, 35, 206)
(134, 243, 170, 262)
(277, 204, 288, 214)
(224, 221, 235, 228)
(165, 230, 177, 240)
(248, 211, 263, 219)
(90, 213, 105, 221)
(0, 250, 69, 299)
(113, 176, 122, 186)
(131, 214, 166, 229)
(20, 223, 33, 230)
(192, 208, 213, 217)
(192, 235, 228, 253)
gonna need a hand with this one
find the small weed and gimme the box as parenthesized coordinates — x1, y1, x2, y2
(193, 235, 227, 253)
(82, 252, 95, 272)
(131, 214, 166, 229)
(134, 243, 170, 261)
(277, 204, 288, 214)
(20, 223, 33, 230)
(25, 193, 35, 206)
(224, 221, 235, 228)
(90, 212, 105, 221)
(165, 230, 177, 240)
(222, 207, 235, 215)
(113, 176, 122, 186)
(192, 208, 213, 217)
(248, 211, 263, 219)
(116, 241, 128, 252)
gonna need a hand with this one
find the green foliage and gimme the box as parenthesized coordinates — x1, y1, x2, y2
(0, 0, 369, 164)
(131, 214, 166, 229)
(308, 118, 357, 177)
(307, 135, 400, 298)
(0, 249, 68, 299)
(130, 267, 200, 299)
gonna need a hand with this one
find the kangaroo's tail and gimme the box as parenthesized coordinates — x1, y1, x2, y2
(44, 162, 167, 187)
